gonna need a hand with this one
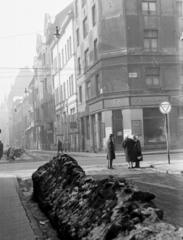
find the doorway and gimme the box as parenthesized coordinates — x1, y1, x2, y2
(112, 110, 123, 151)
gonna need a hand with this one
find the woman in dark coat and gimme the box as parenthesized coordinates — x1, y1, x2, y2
(133, 135, 142, 168)
(122, 136, 135, 168)
(57, 139, 63, 154)
(0, 141, 3, 159)
(106, 134, 115, 169)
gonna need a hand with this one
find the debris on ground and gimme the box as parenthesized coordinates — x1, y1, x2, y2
(32, 154, 183, 240)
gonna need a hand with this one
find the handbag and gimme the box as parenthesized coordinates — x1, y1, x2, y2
(137, 151, 143, 161)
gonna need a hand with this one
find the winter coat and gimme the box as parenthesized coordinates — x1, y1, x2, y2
(122, 138, 135, 162)
(106, 138, 115, 160)
(0, 142, 3, 158)
(57, 140, 62, 153)
(133, 139, 142, 162)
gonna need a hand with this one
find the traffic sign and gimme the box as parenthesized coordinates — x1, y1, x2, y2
(159, 101, 171, 114)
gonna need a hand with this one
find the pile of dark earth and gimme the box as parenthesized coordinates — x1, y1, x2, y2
(32, 154, 183, 240)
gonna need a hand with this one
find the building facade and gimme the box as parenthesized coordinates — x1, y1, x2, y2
(74, 0, 183, 151)
(51, 3, 79, 151)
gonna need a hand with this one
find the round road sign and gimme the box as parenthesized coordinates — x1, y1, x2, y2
(159, 101, 171, 114)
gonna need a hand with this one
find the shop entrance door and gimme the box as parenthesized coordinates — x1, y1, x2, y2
(112, 110, 123, 151)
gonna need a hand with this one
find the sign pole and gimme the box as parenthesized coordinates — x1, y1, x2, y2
(159, 101, 172, 164)
(165, 113, 170, 164)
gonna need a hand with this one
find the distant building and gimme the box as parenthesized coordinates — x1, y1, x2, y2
(74, 0, 183, 151)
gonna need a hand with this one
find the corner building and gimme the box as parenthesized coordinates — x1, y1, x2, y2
(74, 0, 183, 151)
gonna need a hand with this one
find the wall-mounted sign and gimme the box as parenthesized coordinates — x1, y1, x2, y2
(117, 131, 123, 136)
(104, 98, 129, 108)
(132, 120, 142, 136)
(124, 129, 132, 138)
(129, 73, 137, 78)
(131, 96, 168, 106)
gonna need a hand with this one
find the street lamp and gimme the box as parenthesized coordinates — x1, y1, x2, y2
(53, 26, 60, 39)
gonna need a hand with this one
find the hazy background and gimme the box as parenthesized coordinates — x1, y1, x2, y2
(0, 0, 72, 103)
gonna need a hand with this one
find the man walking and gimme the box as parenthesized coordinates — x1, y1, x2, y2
(106, 134, 115, 169)
(0, 141, 3, 160)
(122, 135, 135, 169)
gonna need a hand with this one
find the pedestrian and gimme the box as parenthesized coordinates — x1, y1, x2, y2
(122, 135, 136, 169)
(63, 140, 67, 152)
(133, 135, 143, 168)
(106, 134, 115, 169)
(57, 139, 63, 154)
(0, 141, 3, 159)
(67, 139, 70, 152)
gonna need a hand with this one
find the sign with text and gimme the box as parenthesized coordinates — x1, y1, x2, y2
(129, 73, 137, 78)
(132, 120, 142, 136)
(131, 96, 168, 106)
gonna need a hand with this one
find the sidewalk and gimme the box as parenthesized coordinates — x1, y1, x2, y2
(0, 175, 36, 240)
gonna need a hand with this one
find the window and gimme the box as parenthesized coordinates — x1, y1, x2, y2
(69, 75, 74, 96)
(44, 78, 48, 92)
(75, 0, 78, 17)
(54, 57, 57, 73)
(42, 53, 46, 66)
(86, 116, 90, 139)
(177, 1, 183, 16)
(70, 108, 75, 122)
(78, 57, 81, 75)
(65, 45, 67, 62)
(62, 49, 64, 66)
(67, 79, 69, 98)
(92, 4, 96, 26)
(86, 81, 91, 100)
(143, 108, 165, 144)
(69, 37, 72, 55)
(144, 30, 158, 52)
(145, 67, 160, 87)
(79, 86, 82, 102)
(58, 53, 61, 69)
(142, 0, 156, 15)
(82, 0, 86, 7)
(96, 74, 100, 95)
(83, 17, 88, 38)
(94, 39, 98, 61)
(76, 29, 80, 46)
(60, 85, 63, 102)
(84, 48, 89, 68)
(63, 83, 66, 100)
(67, 39, 70, 59)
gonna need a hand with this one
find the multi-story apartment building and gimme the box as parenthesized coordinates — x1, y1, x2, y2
(74, 0, 183, 151)
(7, 67, 33, 147)
(51, 3, 79, 151)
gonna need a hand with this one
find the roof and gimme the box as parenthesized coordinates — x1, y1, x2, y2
(46, 2, 73, 45)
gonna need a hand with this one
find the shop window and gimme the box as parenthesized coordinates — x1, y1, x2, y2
(144, 30, 158, 52)
(142, 0, 156, 15)
(143, 108, 166, 144)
